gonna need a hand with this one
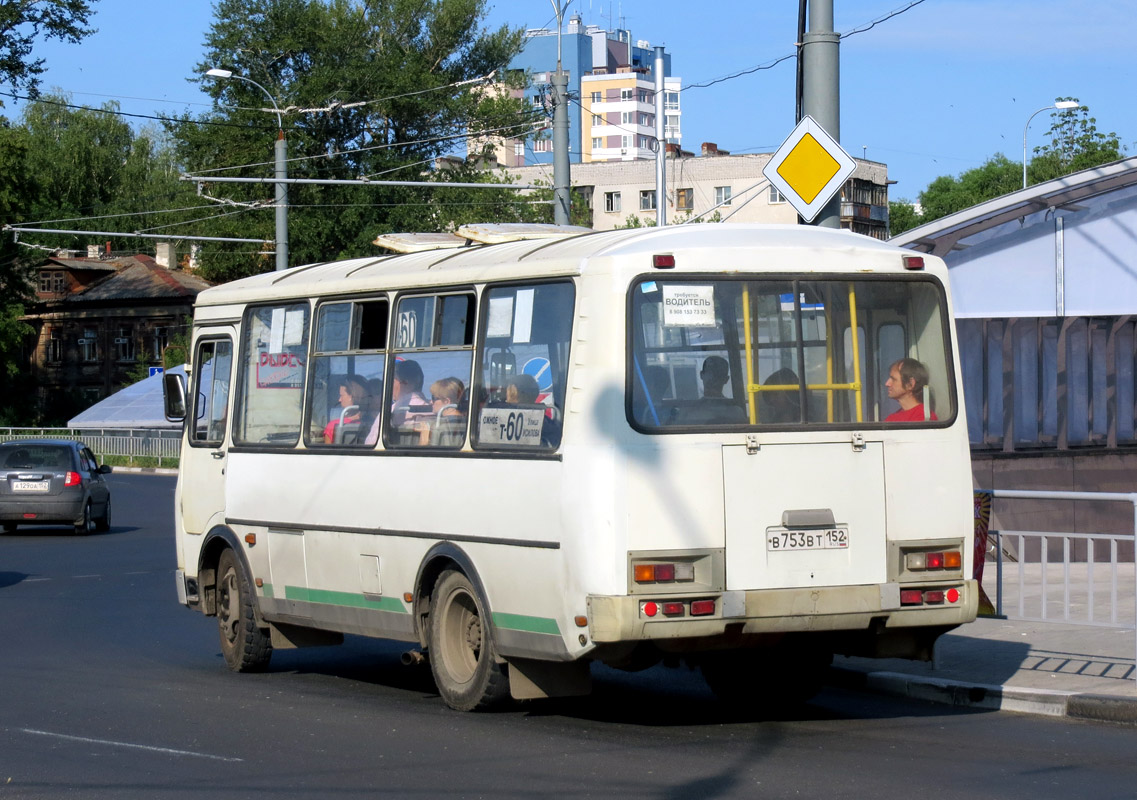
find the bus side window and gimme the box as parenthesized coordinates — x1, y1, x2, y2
(474, 281, 575, 451)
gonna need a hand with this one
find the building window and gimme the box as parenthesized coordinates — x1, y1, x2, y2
(79, 328, 99, 362)
(153, 327, 169, 361)
(592, 114, 603, 126)
(39, 270, 65, 293)
(115, 325, 135, 362)
(621, 88, 633, 101)
(715, 186, 732, 206)
(604, 192, 621, 213)
(639, 190, 656, 211)
(665, 91, 679, 110)
(676, 188, 693, 212)
(513, 142, 524, 157)
(621, 135, 631, 150)
(639, 113, 652, 126)
(769, 186, 788, 204)
(591, 137, 603, 150)
(621, 111, 632, 125)
(590, 91, 602, 103)
(638, 89, 653, 103)
(46, 329, 62, 363)
(639, 136, 654, 149)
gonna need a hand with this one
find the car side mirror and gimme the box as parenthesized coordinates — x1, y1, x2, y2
(163, 373, 187, 422)
(99, 464, 112, 474)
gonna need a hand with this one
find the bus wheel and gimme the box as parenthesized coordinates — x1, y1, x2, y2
(216, 548, 272, 672)
(428, 569, 510, 711)
(700, 647, 831, 715)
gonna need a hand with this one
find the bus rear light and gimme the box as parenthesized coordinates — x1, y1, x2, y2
(943, 551, 962, 569)
(690, 599, 716, 616)
(642, 601, 658, 617)
(634, 562, 694, 583)
(906, 553, 926, 570)
(946, 588, 960, 604)
(674, 563, 695, 581)
(906, 550, 960, 571)
(924, 590, 945, 604)
(661, 602, 685, 617)
(653, 254, 676, 269)
(634, 564, 656, 583)
(900, 589, 924, 606)
(654, 563, 676, 582)
(925, 552, 945, 569)
(64, 471, 81, 487)
(902, 255, 925, 270)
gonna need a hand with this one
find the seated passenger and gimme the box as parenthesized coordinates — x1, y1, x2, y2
(677, 355, 746, 424)
(323, 376, 366, 443)
(418, 377, 467, 446)
(884, 357, 938, 422)
(758, 368, 801, 424)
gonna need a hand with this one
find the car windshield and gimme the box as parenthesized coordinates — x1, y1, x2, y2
(0, 445, 71, 470)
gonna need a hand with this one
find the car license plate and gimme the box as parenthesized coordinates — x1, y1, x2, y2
(12, 480, 49, 492)
(766, 527, 849, 551)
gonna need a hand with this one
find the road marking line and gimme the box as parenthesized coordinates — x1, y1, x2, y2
(19, 728, 243, 762)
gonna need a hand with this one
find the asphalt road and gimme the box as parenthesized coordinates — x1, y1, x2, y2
(2, 473, 1137, 799)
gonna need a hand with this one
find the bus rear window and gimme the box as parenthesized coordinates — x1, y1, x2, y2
(629, 277, 955, 429)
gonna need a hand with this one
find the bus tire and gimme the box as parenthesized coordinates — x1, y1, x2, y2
(216, 548, 272, 672)
(428, 569, 510, 712)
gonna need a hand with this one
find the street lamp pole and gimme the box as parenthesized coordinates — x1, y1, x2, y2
(1023, 100, 1079, 190)
(206, 68, 289, 271)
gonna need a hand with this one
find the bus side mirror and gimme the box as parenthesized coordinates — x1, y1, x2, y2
(163, 373, 187, 422)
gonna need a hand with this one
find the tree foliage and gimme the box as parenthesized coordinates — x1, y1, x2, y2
(1029, 98, 1124, 184)
(0, 0, 95, 97)
(166, 0, 534, 282)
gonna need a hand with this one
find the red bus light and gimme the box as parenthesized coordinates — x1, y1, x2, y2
(690, 600, 715, 616)
(661, 602, 685, 617)
(654, 563, 676, 582)
(900, 589, 923, 606)
(925, 552, 945, 569)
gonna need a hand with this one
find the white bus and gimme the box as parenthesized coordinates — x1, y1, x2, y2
(165, 223, 977, 712)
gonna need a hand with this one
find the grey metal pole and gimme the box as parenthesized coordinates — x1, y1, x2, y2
(552, 70, 571, 225)
(654, 46, 667, 227)
(801, 0, 841, 229)
(274, 132, 289, 271)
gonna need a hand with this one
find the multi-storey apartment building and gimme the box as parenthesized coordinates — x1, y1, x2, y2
(480, 14, 678, 167)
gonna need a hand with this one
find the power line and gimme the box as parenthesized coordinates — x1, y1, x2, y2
(0, 91, 277, 132)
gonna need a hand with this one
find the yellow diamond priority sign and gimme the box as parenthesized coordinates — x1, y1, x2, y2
(763, 115, 856, 223)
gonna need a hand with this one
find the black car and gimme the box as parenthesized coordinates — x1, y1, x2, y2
(0, 439, 112, 534)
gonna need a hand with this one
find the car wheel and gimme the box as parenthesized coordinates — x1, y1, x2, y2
(1, 522, 15, 534)
(428, 569, 510, 712)
(216, 548, 272, 672)
(95, 498, 111, 532)
(74, 502, 93, 535)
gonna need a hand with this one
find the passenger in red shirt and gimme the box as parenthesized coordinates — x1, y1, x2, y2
(884, 358, 937, 422)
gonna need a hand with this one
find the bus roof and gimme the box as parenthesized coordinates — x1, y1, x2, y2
(193, 224, 920, 309)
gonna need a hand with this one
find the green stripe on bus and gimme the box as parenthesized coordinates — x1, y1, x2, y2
(282, 586, 408, 614)
(492, 612, 560, 635)
(261, 582, 275, 599)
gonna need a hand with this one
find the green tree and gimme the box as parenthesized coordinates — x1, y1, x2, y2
(1028, 98, 1124, 185)
(0, 0, 95, 97)
(167, 0, 533, 283)
(917, 154, 1022, 224)
(888, 199, 922, 237)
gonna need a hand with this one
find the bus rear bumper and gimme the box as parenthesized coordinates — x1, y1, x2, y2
(588, 580, 979, 646)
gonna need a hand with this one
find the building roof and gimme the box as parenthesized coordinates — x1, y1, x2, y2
(890, 156, 1137, 256)
(45, 254, 211, 303)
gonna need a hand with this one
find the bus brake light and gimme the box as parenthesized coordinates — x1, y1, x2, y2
(902, 256, 924, 270)
(653, 254, 676, 269)
(690, 600, 715, 616)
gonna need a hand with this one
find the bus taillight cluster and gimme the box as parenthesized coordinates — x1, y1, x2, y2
(905, 550, 962, 571)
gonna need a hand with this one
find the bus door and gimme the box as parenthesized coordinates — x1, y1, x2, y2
(720, 280, 887, 591)
(182, 330, 235, 536)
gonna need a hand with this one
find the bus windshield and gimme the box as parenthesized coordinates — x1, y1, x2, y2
(629, 275, 955, 429)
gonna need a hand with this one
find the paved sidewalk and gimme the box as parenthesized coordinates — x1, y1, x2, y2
(833, 616, 1137, 724)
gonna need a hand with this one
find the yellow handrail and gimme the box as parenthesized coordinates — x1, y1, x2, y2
(847, 283, 863, 422)
(742, 284, 758, 424)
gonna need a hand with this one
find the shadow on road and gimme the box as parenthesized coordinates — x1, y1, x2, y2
(0, 571, 28, 589)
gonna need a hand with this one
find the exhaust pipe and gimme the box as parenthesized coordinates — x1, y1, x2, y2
(401, 649, 426, 666)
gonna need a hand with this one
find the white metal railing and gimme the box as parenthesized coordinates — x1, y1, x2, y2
(982, 489, 1137, 684)
(0, 427, 181, 465)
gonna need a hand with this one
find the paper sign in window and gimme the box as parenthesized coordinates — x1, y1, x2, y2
(487, 296, 514, 338)
(662, 285, 716, 327)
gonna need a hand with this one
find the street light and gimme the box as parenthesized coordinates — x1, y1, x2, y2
(1023, 100, 1079, 190)
(205, 68, 289, 271)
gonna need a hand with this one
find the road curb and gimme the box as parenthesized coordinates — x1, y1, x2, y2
(831, 666, 1137, 724)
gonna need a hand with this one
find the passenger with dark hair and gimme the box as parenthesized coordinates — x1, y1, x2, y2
(885, 357, 937, 422)
(323, 376, 366, 443)
(759, 367, 801, 424)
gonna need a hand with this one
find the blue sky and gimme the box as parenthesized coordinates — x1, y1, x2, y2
(10, 0, 1137, 201)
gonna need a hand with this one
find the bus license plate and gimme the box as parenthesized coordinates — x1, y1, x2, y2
(13, 481, 49, 492)
(766, 527, 849, 551)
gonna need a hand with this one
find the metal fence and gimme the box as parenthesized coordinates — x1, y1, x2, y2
(0, 427, 182, 466)
(981, 489, 1137, 683)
